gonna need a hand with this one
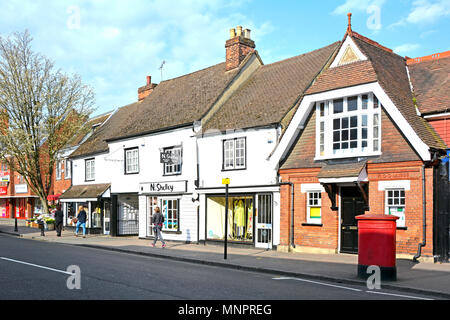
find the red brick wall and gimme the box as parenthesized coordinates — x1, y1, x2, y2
(428, 118, 450, 147)
(280, 161, 435, 257)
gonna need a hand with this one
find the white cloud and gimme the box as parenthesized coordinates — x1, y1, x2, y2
(393, 43, 421, 55)
(332, 0, 386, 15)
(390, 0, 450, 27)
(0, 0, 272, 115)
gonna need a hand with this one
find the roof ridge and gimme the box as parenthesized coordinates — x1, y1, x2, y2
(407, 50, 450, 65)
(262, 41, 342, 69)
(350, 31, 394, 55)
(158, 61, 227, 84)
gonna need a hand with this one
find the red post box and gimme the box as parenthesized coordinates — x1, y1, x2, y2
(356, 214, 398, 281)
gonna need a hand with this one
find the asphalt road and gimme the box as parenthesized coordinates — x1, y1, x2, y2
(0, 234, 441, 302)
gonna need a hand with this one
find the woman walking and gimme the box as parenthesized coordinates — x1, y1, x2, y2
(75, 205, 87, 238)
(151, 207, 166, 248)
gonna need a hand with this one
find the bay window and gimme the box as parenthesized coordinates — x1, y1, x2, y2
(316, 92, 381, 159)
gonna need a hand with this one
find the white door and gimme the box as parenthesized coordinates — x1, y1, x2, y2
(255, 194, 273, 249)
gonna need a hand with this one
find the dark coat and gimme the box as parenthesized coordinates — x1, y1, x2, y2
(152, 212, 165, 226)
(54, 210, 63, 223)
(77, 210, 87, 223)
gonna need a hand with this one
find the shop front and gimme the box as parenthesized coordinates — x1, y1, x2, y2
(139, 180, 198, 243)
(59, 183, 111, 235)
(200, 187, 279, 249)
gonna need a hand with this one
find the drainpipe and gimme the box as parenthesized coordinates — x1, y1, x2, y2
(280, 181, 295, 249)
(413, 152, 439, 262)
(413, 163, 427, 262)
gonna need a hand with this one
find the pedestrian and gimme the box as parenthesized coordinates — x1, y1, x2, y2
(54, 203, 63, 237)
(75, 205, 87, 238)
(36, 215, 45, 236)
(151, 206, 166, 248)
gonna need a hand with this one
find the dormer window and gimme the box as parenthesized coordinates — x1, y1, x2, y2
(316, 92, 382, 160)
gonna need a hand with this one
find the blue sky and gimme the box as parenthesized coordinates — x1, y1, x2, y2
(1, 0, 449, 116)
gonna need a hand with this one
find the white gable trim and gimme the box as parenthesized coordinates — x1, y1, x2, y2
(270, 82, 431, 169)
(330, 36, 367, 68)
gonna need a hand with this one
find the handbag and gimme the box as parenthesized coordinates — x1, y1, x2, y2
(72, 217, 78, 224)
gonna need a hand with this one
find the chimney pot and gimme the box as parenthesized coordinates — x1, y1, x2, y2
(243, 29, 251, 39)
(236, 26, 243, 37)
(230, 28, 236, 39)
(146, 75, 151, 85)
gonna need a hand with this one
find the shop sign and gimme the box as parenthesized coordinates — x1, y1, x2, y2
(0, 171, 10, 182)
(15, 184, 28, 194)
(140, 181, 187, 194)
(160, 151, 181, 165)
(0, 186, 7, 195)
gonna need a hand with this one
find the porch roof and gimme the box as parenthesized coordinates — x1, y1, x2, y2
(59, 183, 111, 200)
(317, 161, 367, 180)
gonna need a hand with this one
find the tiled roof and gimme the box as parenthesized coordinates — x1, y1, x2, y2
(66, 112, 113, 148)
(317, 161, 366, 179)
(352, 35, 446, 150)
(70, 59, 246, 158)
(60, 183, 110, 199)
(408, 55, 450, 115)
(202, 42, 341, 132)
(107, 60, 244, 141)
(305, 59, 377, 95)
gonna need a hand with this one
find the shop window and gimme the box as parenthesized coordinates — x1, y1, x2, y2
(223, 137, 246, 170)
(161, 198, 179, 231)
(306, 191, 322, 224)
(65, 159, 71, 179)
(163, 147, 182, 175)
(206, 196, 253, 242)
(385, 189, 405, 228)
(85, 158, 95, 181)
(125, 147, 139, 174)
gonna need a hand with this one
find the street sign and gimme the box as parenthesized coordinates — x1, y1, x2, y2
(222, 178, 230, 185)
(160, 151, 181, 164)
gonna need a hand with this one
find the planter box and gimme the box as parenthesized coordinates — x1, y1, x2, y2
(46, 224, 55, 231)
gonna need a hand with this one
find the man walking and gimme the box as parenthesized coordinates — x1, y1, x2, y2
(54, 204, 63, 237)
(151, 206, 166, 248)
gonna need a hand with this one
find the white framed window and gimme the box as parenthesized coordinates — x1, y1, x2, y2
(163, 146, 182, 175)
(223, 137, 246, 170)
(160, 198, 179, 231)
(125, 148, 139, 174)
(316, 92, 382, 160)
(306, 191, 322, 224)
(56, 160, 62, 180)
(85, 158, 95, 181)
(385, 189, 406, 228)
(65, 159, 71, 179)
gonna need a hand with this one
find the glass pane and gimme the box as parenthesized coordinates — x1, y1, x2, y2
(333, 131, 340, 142)
(362, 115, 367, 127)
(362, 128, 368, 139)
(374, 95, 379, 108)
(342, 117, 348, 129)
(333, 143, 340, 150)
(347, 96, 358, 111)
(350, 129, 357, 140)
(350, 141, 357, 148)
(333, 118, 340, 130)
(350, 116, 358, 128)
(342, 130, 349, 140)
(342, 142, 349, 149)
(333, 99, 343, 114)
(362, 95, 368, 109)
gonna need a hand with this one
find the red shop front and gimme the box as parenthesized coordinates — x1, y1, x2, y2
(0, 186, 9, 218)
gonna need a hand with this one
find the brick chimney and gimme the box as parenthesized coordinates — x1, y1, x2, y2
(225, 26, 255, 71)
(138, 76, 157, 101)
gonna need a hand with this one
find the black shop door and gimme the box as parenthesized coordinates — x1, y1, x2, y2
(340, 186, 366, 254)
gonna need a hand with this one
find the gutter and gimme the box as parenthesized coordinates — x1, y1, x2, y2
(280, 181, 295, 249)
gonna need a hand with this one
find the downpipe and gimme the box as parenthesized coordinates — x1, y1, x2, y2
(413, 163, 427, 262)
(413, 152, 439, 262)
(280, 181, 295, 249)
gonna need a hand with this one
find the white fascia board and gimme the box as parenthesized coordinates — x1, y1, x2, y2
(378, 180, 411, 191)
(330, 36, 367, 68)
(270, 82, 431, 167)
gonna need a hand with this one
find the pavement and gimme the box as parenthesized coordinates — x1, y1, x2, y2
(1, 219, 450, 299)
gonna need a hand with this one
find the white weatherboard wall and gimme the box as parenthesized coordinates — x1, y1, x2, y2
(197, 127, 281, 245)
(107, 127, 199, 242)
(71, 153, 111, 186)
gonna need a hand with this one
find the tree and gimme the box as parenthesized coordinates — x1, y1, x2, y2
(0, 30, 95, 215)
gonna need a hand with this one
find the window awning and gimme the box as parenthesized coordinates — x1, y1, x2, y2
(318, 160, 367, 184)
(59, 184, 111, 201)
(47, 194, 61, 201)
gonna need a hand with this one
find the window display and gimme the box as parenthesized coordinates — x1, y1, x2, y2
(207, 196, 253, 242)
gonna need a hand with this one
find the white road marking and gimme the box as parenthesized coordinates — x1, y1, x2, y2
(273, 276, 434, 300)
(0, 257, 72, 275)
(364, 290, 434, 300)
(273, 277, 362, 292)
